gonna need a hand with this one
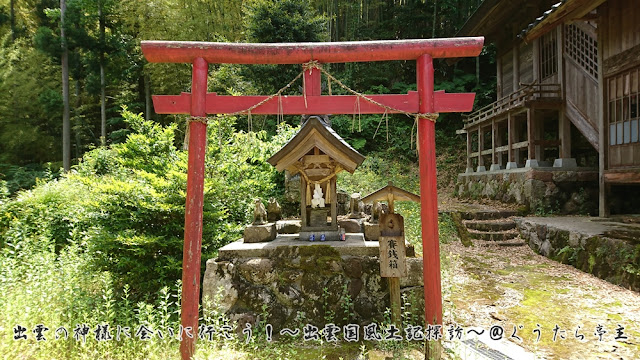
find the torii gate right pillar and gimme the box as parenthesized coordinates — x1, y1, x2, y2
(417, 54, 443, 358)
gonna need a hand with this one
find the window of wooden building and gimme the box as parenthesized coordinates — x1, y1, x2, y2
(540, 31, 558, 80)
(608, 67, 639, 146)
(565, 24, 598, 80)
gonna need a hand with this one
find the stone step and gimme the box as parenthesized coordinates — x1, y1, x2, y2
(468, 230, 519, 241)
(494, 239, 527, 247)
(460, 210, 517, 221)
(464, 219, 516, 232)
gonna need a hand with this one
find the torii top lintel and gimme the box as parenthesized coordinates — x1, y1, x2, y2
(141, 38, 484, 64)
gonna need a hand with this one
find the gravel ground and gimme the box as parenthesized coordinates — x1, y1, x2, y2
(440, 238, 640, 360)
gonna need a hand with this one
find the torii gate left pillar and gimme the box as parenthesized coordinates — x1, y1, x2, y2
(141, 38, 483, 359)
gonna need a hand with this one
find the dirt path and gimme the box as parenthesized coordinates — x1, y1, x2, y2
(440, 238, 640, 360)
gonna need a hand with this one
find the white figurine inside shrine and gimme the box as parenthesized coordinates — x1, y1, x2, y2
(311, 183, 326, 208)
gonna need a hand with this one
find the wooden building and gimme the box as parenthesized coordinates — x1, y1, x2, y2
(458, 0, 640, 215)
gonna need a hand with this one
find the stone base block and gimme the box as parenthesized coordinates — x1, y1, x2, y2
(525, 159, 539, 168)
(309, 208, 329, 227)
(489, 164, 502, 171)
(553, 158, 578, 169)
(363, 222, 380, 241)
(243, 223, 276, 243)
(276, 220, 301, 234)
(476, 165, 487, 172)
(339, 218, 363, 233)
(505, 162, 518, 170)
(465, 167, 475, 174)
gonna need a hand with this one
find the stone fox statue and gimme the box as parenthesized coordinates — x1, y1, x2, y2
(253, 198, 267, 225)
(267, 197, 282, 222)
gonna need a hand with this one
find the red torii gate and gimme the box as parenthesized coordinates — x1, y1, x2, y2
(140, 38, 483, 359)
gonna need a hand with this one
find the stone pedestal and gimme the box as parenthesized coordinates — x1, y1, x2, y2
(276, 220, 301, 234)
(489, 164, 502, 171)
(308, 208, 329, 227)
(243, 223, 276, 243)
(363, 222, 380, 241)
(339, 218, 363, 233)
(203, 234, 424, 331)
(525, 159, 539, 168)
(465, 167, 475, 174)
(505, 162, 518, 170)
(553, 158, 577, 169)
(476, 165, 487, 172)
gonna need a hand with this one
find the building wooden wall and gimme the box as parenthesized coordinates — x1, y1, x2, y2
(602, 0, 640, 61)
(601, 0, 640, 169)
(564, 22, 599, 132)
(501, 50, 514, 95)
(519, 42, 534, 85)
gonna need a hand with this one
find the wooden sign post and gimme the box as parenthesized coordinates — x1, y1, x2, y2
(379, 212, 407, 326)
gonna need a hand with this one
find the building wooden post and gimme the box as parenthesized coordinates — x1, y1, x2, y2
(557, 25, 565, 95)
(478, 126, 485, 170)
(417, 54, 442, 360)
(513, 44, 520, 91)
(507, 112, 515, 167)
(492, 119, 499, 168)
(496, 56, 503, 98)
(597, 4, 609, 217)
(466, 129, 473, 171)
(535, 110, 544, 161)
(527, 107, 537, 166)
(559, 108, 571, 158)
(180, 57, 208, 360)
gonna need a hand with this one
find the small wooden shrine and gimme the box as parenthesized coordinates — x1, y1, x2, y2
(362, 181, 420, 214)
(268, 116, 365, 240)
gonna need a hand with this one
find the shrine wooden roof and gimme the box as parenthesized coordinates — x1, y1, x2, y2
(361, 182, 420, 204)
(267, 116, 365, 174)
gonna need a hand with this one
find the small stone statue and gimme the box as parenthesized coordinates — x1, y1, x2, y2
(349, 193, 365, 219)
(311, 183, 325, 208)
(372, 201, 382, 224)
(267, 197, 281, 222)
(252, 198, 267, 225)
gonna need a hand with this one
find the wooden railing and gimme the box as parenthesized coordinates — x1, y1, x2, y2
(463, 83, 561, 128)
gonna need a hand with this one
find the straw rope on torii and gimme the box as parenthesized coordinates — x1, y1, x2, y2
(186, 60, 440, 128)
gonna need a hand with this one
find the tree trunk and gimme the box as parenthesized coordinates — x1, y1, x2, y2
(145, 74, 151, 121)
(432, 0, 438, 38)
(99, 0, 106, 146)
(61, 0, 70, 172)
(10, 0, 15, 41)
(75, 80, 82, 160)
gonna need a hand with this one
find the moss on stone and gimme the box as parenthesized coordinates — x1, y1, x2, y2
(450, 212, 473, 247)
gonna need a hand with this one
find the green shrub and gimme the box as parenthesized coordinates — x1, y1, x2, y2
(0, 109, 297, 301)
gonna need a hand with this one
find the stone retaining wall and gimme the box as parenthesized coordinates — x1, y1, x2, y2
(202, 245, 425, 331)
(457, 168, 598, 214)
(516, 217, 640, 292)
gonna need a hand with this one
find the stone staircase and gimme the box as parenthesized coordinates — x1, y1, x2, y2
(459, 210, 526, 246)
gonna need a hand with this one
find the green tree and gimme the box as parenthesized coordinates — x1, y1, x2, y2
(243, 0, 326, 95)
